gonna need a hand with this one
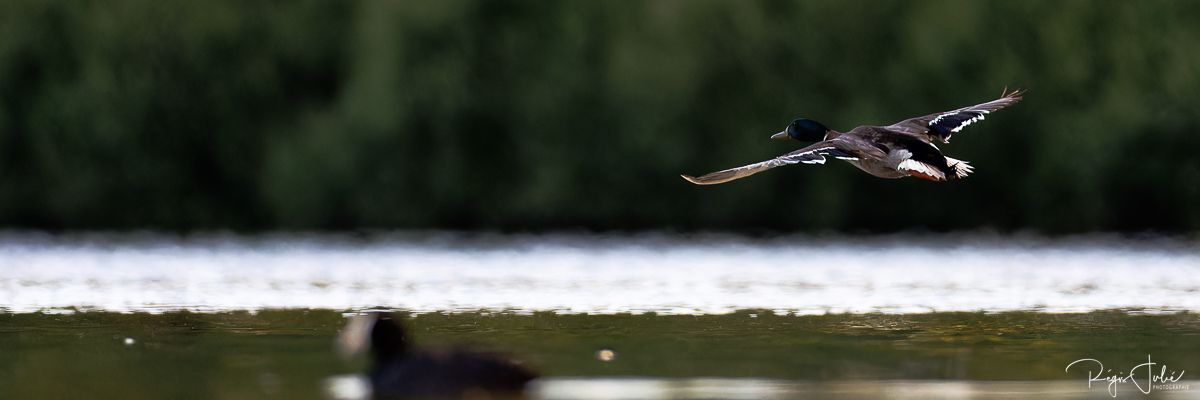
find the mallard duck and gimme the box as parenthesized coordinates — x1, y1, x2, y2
(681, 89, 1024, 184)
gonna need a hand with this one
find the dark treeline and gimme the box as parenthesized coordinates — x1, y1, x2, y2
(1, 0, 1198, 233)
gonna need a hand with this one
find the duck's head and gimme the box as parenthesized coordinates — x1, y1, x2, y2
(771, 118, 829, 142)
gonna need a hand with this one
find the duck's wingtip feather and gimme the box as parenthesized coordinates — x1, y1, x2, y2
(681, 174, 722, 185)
(1002, 87, 1026, 99)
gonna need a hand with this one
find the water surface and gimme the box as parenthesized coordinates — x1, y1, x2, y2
(2, 232, 1197, 314)
(1, 233, 1198, 399)
(1, 311, 1197, 399)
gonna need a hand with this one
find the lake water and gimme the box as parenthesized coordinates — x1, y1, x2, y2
(1, 232, 1198, 399)
(2, 232, 1199, 314)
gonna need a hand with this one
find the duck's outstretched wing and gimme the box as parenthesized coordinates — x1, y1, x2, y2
(681, 141, 858, 185)
(888, 88, 1024, 143)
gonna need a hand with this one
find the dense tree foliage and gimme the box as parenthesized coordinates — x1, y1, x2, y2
(1, 0, 1198, 233)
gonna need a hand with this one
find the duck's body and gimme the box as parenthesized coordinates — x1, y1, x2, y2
(824, 125, 975, 181)
(682, 89, 1022, 184)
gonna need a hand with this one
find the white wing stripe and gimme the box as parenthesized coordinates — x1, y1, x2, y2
(929, 104, 997, 128)
(780, 147, 835, 162)
(949, 113, 984, 133)
(928, 112, 955, 125)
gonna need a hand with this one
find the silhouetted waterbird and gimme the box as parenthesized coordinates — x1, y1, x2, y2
(338, 313, 537, 399)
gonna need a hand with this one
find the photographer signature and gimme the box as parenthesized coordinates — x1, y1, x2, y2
(1065, 355, 1186, 397)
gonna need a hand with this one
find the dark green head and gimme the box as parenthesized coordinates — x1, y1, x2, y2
(771, 118, 829, 142)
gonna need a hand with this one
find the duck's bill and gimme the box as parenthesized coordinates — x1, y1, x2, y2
(770, 131, 789, 140)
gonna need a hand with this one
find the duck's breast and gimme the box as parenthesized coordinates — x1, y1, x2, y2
(845, 157, 908, 179)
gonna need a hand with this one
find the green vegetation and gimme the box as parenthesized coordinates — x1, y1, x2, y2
(2, 0, 1198, 232)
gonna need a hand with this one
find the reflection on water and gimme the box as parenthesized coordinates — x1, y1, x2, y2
(1, 311, 1198, 399)
(1, 232, 1198, 314)
(330, 375, 1200, 400)
(532, 378, 1200, 400)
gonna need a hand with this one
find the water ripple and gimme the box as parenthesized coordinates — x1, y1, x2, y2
(1, 232, 1198, 314)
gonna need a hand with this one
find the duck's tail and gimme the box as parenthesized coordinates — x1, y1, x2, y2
(944, 157, 974, 179)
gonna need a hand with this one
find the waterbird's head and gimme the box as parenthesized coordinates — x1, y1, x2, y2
(771, 118, 829, 142)
(336, 312, 409, 363)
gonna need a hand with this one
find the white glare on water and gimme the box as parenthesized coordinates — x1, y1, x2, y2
(0, 232, 1197, 314)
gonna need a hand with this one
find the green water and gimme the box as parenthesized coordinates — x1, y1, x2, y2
(1, 310, 1197, 399)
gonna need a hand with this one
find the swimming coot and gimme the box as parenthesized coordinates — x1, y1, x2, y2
(337, 313, 538, 399)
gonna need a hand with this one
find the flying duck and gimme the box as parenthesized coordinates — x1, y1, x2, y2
(681, 89, 1024, 184)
